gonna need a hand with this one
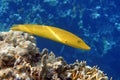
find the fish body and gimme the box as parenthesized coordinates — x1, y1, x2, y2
(11, 24, 90, 50)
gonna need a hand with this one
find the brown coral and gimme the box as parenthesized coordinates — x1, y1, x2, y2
(0, 31, 111, 80)
(66, 61, 108, 80)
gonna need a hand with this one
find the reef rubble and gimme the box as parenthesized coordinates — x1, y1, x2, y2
(0, 30, 111, 80)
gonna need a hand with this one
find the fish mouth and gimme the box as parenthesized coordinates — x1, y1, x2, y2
(85, 46, 91, 50)
(81, 43, 91, 50)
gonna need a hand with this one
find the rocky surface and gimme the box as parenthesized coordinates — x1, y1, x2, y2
(0, 31, 111, 80)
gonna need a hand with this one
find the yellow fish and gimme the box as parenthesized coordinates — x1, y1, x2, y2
(10, 24, 91, 50)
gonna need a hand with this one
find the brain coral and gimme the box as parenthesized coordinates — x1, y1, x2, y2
(0, 30, 111, 80)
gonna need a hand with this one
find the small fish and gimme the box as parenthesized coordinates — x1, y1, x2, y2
(10, 24, 91, 50)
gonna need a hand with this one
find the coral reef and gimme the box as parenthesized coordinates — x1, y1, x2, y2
(0, 30, 111, 80)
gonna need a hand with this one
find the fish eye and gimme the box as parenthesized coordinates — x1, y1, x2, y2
(77, 40, 81, 43)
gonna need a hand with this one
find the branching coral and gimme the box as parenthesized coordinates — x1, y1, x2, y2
(66, 61, 109, 80)
(0, 30, 111, 80)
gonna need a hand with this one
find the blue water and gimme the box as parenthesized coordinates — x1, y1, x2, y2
(0, 0, 120, 79)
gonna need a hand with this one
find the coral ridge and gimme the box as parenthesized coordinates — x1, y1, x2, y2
(0, 31, 110, 80)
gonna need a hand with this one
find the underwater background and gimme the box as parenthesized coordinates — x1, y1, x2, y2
(0, 0, 120, 80)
